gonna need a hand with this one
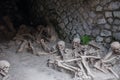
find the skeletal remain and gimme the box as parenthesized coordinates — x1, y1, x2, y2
(27, 40, 36, 54)
(72, 38, 100, 77)
(16, 40, 36, 54)
(0, 60, 10, 80)
(94, 41, 120, 79)
(72, 38, 84, 58)
(56, 41, 66, 59)
(17, 40, 28, 53)
(40, 39, 51, 53)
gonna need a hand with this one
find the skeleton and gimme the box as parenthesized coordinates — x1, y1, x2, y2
(0, 60, 10, 80)
(72, 38, 101, 78)
(40, 39, 51, 53)
(72, 38, 84, 57)
(48, 40, 98, 80)
(48, 41, 78, 73)
(13, 25, 36, 54)
(16, 40, 36, 54)
(94, 41, 120, 79)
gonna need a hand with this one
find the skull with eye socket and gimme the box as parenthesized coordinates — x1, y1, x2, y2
(57, 41, 65, 51)
(0, 60, 10, 77)
(111, 41, 120, 54)
(72, 38, 81, 49)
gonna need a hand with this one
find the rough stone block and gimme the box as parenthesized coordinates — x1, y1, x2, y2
(113, 32, 120, 40)
(92, 29, 100, 37)
(100, 30, 112, 37)
(58, 23, 65, 29)
(113, 11, 120, 18)
(105, 12, 112, 17)
(96, 5, 103, 11)
(97, 18, 106, 24)
(105, 37, 112, 43)
(107, 18, 113, 24)
(89, 11, 96, 18)
(104, 24, 111, 29)
(113, 19, 120, 25)
(108, 1, 120, 10)
(96, 36, 104, 42)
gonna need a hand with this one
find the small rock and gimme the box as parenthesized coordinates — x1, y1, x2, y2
(100, 30, 112, 37)
(113, 11, 120, 18)
(96, 5, 103, 11)
(58, 23, 65, 29)
(107, 18, 113, 24)
(66, 23, 73, 30)
(105, 12, 112, 17)
(108, 1, 120, 10)
(89, 11, 96, 18)
(113, 32, 120, 40)
(96, 36, 104, 42)
(68, 16, 72, 21)
(64, 18, 68, 25)
(112, 26, 118, 32)
(100, 0, 111, 6)
(104, 24, 111, 29)
(113, 19, 120, 25)
(97, 18, 106, 24)
(105, 37, 112, 43)
(91, 29, 100, 37)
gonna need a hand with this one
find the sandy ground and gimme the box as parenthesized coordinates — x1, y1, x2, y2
(0, 41, 120, 80)
(0, 41, 73, 80)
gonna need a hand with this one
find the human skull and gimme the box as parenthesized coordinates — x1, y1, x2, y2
(72, 38, 81, 49)
(111, 41, 120, 54)
(57, 41, 65, 51)
(0, 60, 10, 76)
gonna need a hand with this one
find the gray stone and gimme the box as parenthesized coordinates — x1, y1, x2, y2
(58, 23, 65, 29)
(76, 27, 85, 36)
(61, 12, 66, 19)
(97, 18, 106, 24)
(100, 30, 112, 37)
(105, 37, 112, 43)
(104, 24, 111, 29)
(113, 32, 120, 40)
(96, 36, 104, 42)
(87, 18, 93, 24)
(68, 16, 72, 22)
(100, 0, 111, 6)
(83, 13, 89, 19)
(89, 11, 96, 18)
(66, 23, 73, 30)
(71, 28, 77, 35)
(118, 26, 120, 31)
(112, 26, 118, 32)
(92, 29, 100, 37)
(113, 19, 120, 25)
(107, 18, 113, 24)
(64, 28, 70, 35)
(74, 33, 80, 39)
(64, 18, 69, 25)
(113, 11, 120, 18)
(57, 17, 62, 23)
(72, 19, 78, 26)
(105, 12, 112, 17)
(96, 5, 102, 11)
(108, 1, 120, 10)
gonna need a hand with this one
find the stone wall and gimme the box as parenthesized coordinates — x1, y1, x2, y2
(28, 0, 120, 43)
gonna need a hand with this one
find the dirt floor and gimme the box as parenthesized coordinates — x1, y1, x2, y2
(0, 41, 73, 80)
(0, 41, 120, 80)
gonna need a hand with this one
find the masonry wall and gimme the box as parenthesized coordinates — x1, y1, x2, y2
(23, 0, 120, 43)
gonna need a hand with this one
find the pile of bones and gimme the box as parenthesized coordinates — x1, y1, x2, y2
(47, 38, 120, 80)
